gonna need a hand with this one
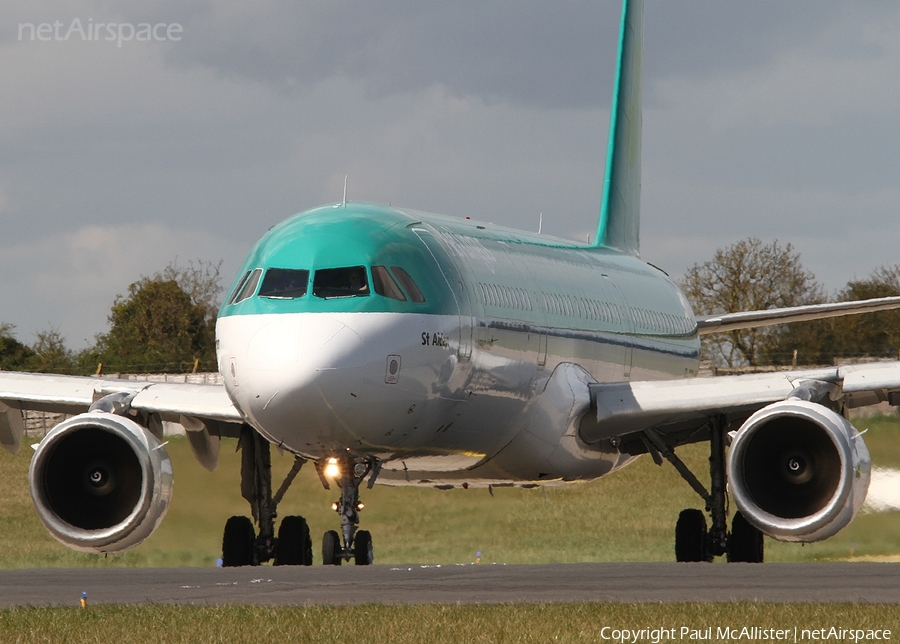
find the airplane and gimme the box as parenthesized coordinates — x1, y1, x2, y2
(3, 0, 900, 566)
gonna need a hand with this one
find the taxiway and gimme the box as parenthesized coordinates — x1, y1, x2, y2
(0, 563, 898, 607)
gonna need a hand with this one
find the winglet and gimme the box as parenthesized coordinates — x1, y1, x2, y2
(595, 0, 643, 255)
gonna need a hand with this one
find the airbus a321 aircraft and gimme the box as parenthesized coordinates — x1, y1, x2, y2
(3, 0, 900, 566)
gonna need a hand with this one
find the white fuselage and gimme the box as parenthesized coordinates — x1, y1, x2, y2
(216, 305, 690, 486)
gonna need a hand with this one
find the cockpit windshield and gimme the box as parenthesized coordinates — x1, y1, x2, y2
(231, 268, 262, 304)
(372, 266, 406, 301)
(372, 266, 428, 303)
(390, 266, 426, 303)
(230, 264, 427, 306)
(259, 268, 309, 299)
(313, 266, 369, 298)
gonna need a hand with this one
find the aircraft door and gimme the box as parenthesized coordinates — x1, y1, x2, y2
(409, 226, 473, 362)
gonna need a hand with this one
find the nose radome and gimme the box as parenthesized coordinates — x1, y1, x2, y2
(245, 315, 367, 436)
(246, 316, 365, 371)
(298, 316, 366, 370)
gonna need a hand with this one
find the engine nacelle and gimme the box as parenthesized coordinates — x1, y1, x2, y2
(29, 412, 174, 554)
(727, 399, 870, 543)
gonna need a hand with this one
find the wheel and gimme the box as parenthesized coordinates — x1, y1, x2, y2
(353, 530, 373, 566)
(274, 515, 313, 566)
(727, 511, 764, 563)
(222, 515, 256, 567)
(675, 509, 709, 562)
(322, 530, 342, 565)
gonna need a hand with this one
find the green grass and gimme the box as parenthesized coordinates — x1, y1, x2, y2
(0, 603, 898, 643)
(1, 416, 899, 568)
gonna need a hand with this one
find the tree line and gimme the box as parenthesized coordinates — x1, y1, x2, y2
(0, 260, 222, 375)
(680, 238, 900, 368)
(2, 243, 898, 375)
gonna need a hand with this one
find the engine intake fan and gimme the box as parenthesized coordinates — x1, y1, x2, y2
(727, 399, 870, 542)
(29, 412, 174, 554)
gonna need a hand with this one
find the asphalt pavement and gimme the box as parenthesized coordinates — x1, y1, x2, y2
(0, 562, 898, 607)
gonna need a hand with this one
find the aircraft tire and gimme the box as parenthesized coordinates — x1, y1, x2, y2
(726, 511, 764, 563)
(322, 530, 342, 565)
(222, 515, 256, 567)
(675, 509, 708, 562)
(274, 515, 313, 566)
(353, 530, 373, 565)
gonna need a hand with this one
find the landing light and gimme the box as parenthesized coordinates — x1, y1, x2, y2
(357, 502, 364, 511)
(324, 457, 340, 479)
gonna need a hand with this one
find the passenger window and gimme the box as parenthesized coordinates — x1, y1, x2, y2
(228, 270, 252, 304)
(233, 268, 262, 304)
(313, 266, 369, 298)
(259, 268, 309, 299)
(372, 266, 407, 301)
(389, 267, 426, 303)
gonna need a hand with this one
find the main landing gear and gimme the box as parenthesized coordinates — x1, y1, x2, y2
(315, 454, 380, 566)
(643, 416, 764, 563)
(221, 426, 312, 566)
(220, 426, 380, 567)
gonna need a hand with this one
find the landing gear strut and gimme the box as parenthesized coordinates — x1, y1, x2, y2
(643, 416, 764, 563)
(316, 454, 379, 565)
(221, 425, 312, 566)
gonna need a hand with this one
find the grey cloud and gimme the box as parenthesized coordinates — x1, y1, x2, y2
(3, 0, 900, 346)
(153, 1, 620, 109)
(132, 1, 896, 109)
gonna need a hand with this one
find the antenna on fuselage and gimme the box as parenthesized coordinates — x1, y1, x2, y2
(538, 212, 543, 234)
(341, 175, 348, 206)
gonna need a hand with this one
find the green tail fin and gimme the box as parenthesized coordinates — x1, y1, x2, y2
(595, 0, 643, 255)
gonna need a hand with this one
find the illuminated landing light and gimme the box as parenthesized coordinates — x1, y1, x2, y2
(324, 457, 340, 479)
(356, 502, 364, 511)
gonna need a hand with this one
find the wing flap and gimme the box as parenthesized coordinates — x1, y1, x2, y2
(0, 372, 137, 414)
(841, 362, 900, 408)
(585, 362, 900, 444)
(585, 368, 839, 443)
(130, 383, 243, 423)
(0, 399, 25, 455)
(0, 371, 243, 425)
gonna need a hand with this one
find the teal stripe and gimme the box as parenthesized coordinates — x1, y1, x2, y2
(597, 0, 631, 246)
(595, 0, 643, 255)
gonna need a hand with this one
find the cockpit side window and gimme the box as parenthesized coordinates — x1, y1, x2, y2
(312, 266, 369, 298)
(233, 268, 263, 304)
(259, 268, 309, 299)
(390, 266, 426, 303)
(228, 270, 253, 304)
(372, 266, 407, 301)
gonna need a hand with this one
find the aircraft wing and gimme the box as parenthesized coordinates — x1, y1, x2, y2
(0, 371, 243, 457)
(581, 360, 900, 548)
(583, 361, 900, 447)
(696, 295, 900, 334)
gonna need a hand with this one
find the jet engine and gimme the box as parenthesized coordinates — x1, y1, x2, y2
(727, 399, 870, 543)
(29, 411, 174, 554)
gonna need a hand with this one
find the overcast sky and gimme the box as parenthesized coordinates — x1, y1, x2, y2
(2, 1, 899, 349)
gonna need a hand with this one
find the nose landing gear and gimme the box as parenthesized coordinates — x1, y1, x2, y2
(220, 427, 380, 567)
(316, 455, 380, 565)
